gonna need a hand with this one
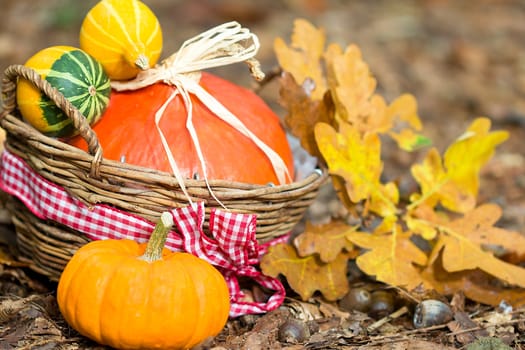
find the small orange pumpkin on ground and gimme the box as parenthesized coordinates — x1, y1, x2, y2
(57, 212, 230, 350)
(68, 72, 295, 185)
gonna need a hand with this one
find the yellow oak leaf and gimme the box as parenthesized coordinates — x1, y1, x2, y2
(410, 147, 473, 212)
(422, 253, 525, 308)
(410, 147, 445, 207)
(405, 203, 443, 240)
(260, 243, 350, 301)
(431, 204, 525, 288)
(324, 45, 428, 150)
(274, 18, 327, 100)
(279, 72, 336, 159)
(389, 128, 432, 152)
(369, 182, 399, 217)
(315, 121, 380, 202)
(385, 94, 422, 131)
(444, 117, 508, 201)
(324, 43, 379, 128)
(384, 94, 430, 151)
(315, 121, 399, 217)
(372, 215, 398, 235)
(453, 203, 525, 257)
(347, 225, 431, 290)
(410, 118, 508, 213)
(330, 174, 357, 213)
(293, 220, 357, 263)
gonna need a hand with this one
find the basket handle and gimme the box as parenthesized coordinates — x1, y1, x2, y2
(1, 64, 103, 177)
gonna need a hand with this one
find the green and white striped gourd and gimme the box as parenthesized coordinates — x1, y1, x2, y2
(16, 45, 111, 137)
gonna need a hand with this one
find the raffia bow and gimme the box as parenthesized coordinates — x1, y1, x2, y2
(111, 22, 291, 204)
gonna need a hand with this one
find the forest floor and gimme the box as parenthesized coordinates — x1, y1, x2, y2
(0, 0, 524, 349)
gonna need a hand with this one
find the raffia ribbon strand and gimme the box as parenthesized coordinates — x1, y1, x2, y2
(111, 22, 290, 203)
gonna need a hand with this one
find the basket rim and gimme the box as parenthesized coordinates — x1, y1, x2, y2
(2, 112, 328, 194)
(1, 64, 329, 195)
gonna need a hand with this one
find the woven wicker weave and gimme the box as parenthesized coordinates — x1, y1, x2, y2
(0, 65, 327, 280)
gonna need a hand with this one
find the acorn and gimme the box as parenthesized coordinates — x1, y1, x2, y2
(339, 287, 372, 313)
(278, 318, 311, 344)
(413, 299, 454, 328)
(369, 290, 395, 318)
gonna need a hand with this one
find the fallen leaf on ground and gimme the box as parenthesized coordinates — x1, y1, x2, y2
(423, 249, 525, 308)
(346, 225, 432, 290)
(260, 243, 351, 301)
(435, 205, 525, 288)
(293, 220, 357, 263)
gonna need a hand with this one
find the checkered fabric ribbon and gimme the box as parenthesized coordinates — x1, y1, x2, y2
(0, 150, 287, 317)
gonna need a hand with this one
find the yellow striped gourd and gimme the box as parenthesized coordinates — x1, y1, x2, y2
(16, 46, 111, 137)
(80, 0, 163, 80)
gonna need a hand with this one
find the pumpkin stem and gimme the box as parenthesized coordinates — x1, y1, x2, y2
(139, 212, 173, 262)
(134, 54, 150, 71)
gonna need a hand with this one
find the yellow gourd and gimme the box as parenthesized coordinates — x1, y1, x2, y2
(80, 0, 163, 80)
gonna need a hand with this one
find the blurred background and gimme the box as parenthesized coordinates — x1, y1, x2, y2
(1, 0, 524, 227)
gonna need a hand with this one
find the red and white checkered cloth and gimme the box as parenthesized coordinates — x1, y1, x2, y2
(0, 150, 287, 317)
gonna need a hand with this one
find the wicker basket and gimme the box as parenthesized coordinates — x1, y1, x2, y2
(0, 65, 327, 281)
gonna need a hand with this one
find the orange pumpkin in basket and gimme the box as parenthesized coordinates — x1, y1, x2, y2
(68, 72, 294, 185)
